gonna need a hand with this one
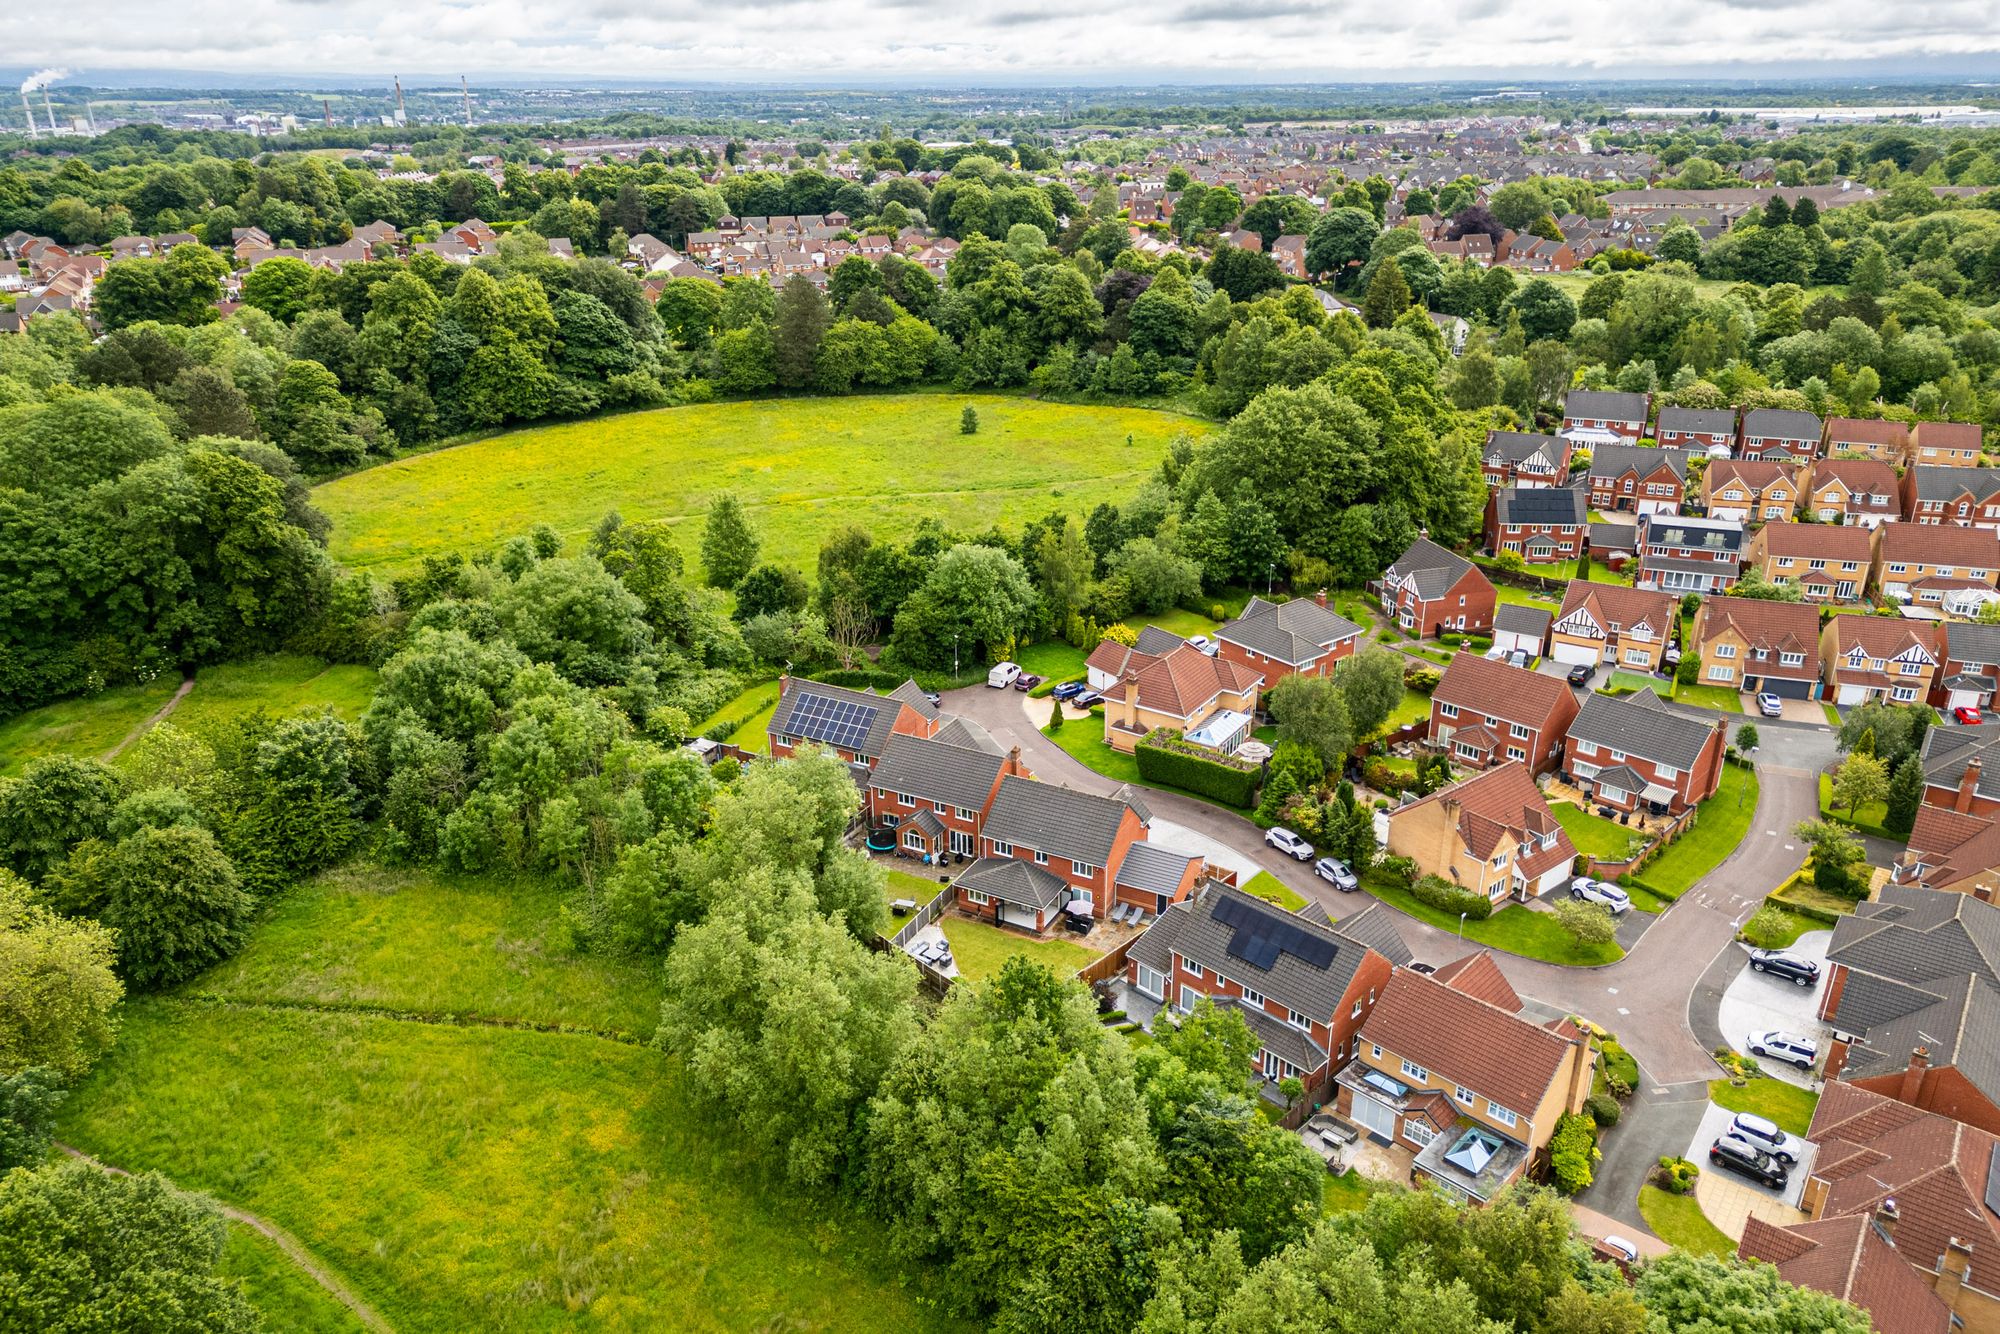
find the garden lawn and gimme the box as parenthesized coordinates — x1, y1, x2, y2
(1708, 1078, 1820, 1138)
(219, 1222, 370, 1334)
(1043, 716, 1142, 785)
(1361, 871, 1623, 966)
(1551, 802, 1644, 862)
(938, 917, 1096, 983)
(1670, 682, 1744, 714)
(1603, 671, 1664, 695)
(1637, 1187, 1735, 1259)
(1322, 1170, 1387, 1215)
(884, 868, 944, 931)
(1817, 773, 1898, 842)
(1631, 763, 1760, 900)
(1242, 871, 1308, 912)
(1822, 703, 1844, 727)
(315, 394, 1206, 575)
(161, 655, 380, 747)
(695, 678, 778, 737)
(0, 675, 179, 776)
(1376, 688, 1433, 735)
(1492, 585, 1563, 610)
(1739, 905, 1820, 950)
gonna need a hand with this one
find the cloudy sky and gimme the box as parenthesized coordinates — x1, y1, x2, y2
(17, 0, 2000, 83)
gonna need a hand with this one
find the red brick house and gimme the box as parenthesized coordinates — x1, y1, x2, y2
(1902, 465, 2000, 531)
(1917, 725, 2000, 819)
(1379, 536, 1496, 638)
(1822, 416, 1909, 465)
(1635, 513, 1745, 595)
(1739, 1214, 1953, 1334)
(1738, 408, 1824, 463)
(1561, 390, 1650, 444)
(1656, 406, 1737, 455)
(1910, 420, 1984, 468)
(1126, 878, 1410, 1093)
(1480, 431, 1572, 488)
(867, 734, 1033, 864)
(1486, 486, 1587, 564)
(1213, 593, 1363, 684)
(1587, 444, 1690, 515)
(951, 775, 1153, 929)
(1562, 688, 1727, 817)
(768, 676, 940, 767)
(1934, 622, 2000, 714)
(1429, 653, 1580, 774)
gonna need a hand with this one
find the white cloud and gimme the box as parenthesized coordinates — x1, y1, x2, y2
(19, 0, 2000, 80)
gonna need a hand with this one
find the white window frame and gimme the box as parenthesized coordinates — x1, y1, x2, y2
(1400, 1058, 1429, 1083)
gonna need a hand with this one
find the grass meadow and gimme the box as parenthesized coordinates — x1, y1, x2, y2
(314, 393, 1207, 575)
(218, 1223, 371, 1334)
(56, 864, 963, 1334)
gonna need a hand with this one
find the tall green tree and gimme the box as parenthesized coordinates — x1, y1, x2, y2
(1360, 254, 1412, 328)
(701, 493, 760, 588)
(772, 275, 832, 389)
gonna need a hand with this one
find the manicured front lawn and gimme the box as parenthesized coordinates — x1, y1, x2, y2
(1817, 773, 1898, 842)
(1043, 715, 1143, 784)
(1551, 801, 1646, 862)
(1361, 871, 1623, 966)
(1638, 1186, 1735, 1259)
(1821, 703, 1843, 727)
(1670, 682, 1744, 714)
(1631, 763, 1759, 900)
(1738, 905, 1821, 950)
(1603, 670, 1667, 695)
(1243, 871, 1308, 912)
(1708, 1077, 1820, 1138)
(938, 916, 1097, 982)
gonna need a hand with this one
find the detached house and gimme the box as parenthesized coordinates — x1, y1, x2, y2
(1804, 458, 1901, 528)
(1689, 595, 1821, 699)
(1213, 593, 1363, 684)
(953, 775, 1151, 930)
(1428, 654, 1579, 774)
(1085, 625, 1188, 693)
(1935, 622, 2000, 715)
(1874, 523, 2000, 606)
(1919, 725, 2000, 819)
(1549, 582, 1679, 673)
(1560, 389, 1650, 445)
(1823, 416, 1909, 465)
(1588, 444, 1691, 515)
(1820, 617, 1941, 708)
(1486, 486, 1587, 565)
(1563, 688, 1727, 816)
(1895, 803, 2000, 904)
(1739, 1214, 1953, 1334)
(1702, 458, 1801, 524)
(1480, 431, 1572, 488)
(1657, 406, 1738, 455)
(1336, 958, 1592, 1202)
(768, 676, 941, 767)
(1127, 879, 1411, 1094)
(1101, 641, 1264, 755)
(1635, 512, 1745, 595)
(1379, 536, 1497, 639)
(1387, 762, 1579, 906)
(1817, 886, 2000, 1084)
(1746, 521, 1873, 603)
(1739, 408, 1825, 463)
(868, 735, 1033, 864)
(1904, 466, 2000, 531)
(1910, 420, 1984, 469)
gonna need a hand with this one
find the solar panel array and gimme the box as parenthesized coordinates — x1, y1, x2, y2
(788, 691, 880, 753)
(1210, 894, 1337, 972)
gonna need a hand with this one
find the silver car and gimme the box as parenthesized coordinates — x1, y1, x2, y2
(1314, 857, 1359, 891)
(1569, 877, 1630, 914)
(1747, 1029, 1818, 1070)
(1729, 1112, 1804, 1165)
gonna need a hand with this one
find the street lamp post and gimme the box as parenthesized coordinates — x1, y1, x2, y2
(1458, 911, 1468, 942)
(952, 633, 959, 680)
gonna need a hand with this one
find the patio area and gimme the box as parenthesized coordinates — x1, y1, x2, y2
(1543, 775, 1676, 838)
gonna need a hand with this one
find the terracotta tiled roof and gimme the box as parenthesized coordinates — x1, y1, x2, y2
(1903, 803, 2000, 892)
(1756, 522, 1872, 562)
(1359, 968, 1579, 1118)
(1706, 458, 1797, 493)
(1395, 762, 1577, 879)
(1880, 523, 2000, 567)
(1124, 643, 1261, 719)
(1912, 421, 1982, 451)
(1823, 417, 1909, 449)
(1739, 1215, 1951, 1333)
(1555, 581, 1676, 636)
(1809, 458, 1901, 503)
(1828, 616, 1941, 666)
(1432, 652, 1574, 729)
(1697, 595, 1819, 656)
(1429, 951, 1522, 1012)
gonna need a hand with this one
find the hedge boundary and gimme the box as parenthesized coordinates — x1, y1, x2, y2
(1135, 728, 1260, 808)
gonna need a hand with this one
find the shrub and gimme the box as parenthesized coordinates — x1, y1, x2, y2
(1651, 1155, 1700, 1195)
(1135, 729, 1260, 808)
(1363, 759, 1411, 795)
(1404, 665, 1442, 694)
(960, 405, 978, 434)
(1374, 855, 1418, 890)
(1409, 873, 1494, 921)
(1549, 1111, 1599, 1194)
(1585, 1093, 1622, 1127)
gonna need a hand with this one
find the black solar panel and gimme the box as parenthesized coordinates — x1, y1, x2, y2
(788, 691, 880, 753)
(1211, 894, 1337, 972)
(1985, 1142, 2000, 1221)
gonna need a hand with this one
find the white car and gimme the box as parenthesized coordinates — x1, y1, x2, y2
(1600, 1236, 1640, 1264)
(1757, 693, 1783, 718)
(986, 661, 1021, 689)
(1187, 635, 1218, 657)
(1265, 827, 1314, 860)
(1569, 877, 1630, 914)
(1747, 1029, 1818, 1070)
(1729, 1112, 1805, 1165)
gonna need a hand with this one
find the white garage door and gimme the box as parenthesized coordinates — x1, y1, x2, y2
(1000, 902, 1039, 930)
(1552, 641, 1600, 666)
(1351, 1093, 1397, 1140)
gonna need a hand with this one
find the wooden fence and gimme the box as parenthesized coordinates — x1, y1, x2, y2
(1075, 932, 1140, 987)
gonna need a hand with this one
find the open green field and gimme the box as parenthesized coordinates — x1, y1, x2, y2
(0, 674, 179, 776)
(219, 1222, 371, 1334)
(315, 394, 1207, 574)
(56, 863, 958, 1334)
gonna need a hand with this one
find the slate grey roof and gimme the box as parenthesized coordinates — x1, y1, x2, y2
(1492, 486, 1586, 526)
(932, 715, 1004, 755)
(1919, 723, 2000, 804)
(983, 775, 1143, 869)
(1947, 621, 2000, 667)
(1113, 785, 1155, 826)
(909, 807, 945, 838)
(1741, 407, 1824, 441)
(888, 679, 940, 722)
(1213, 995, 1327, 1071)
(1824, 885, 2000, 1037)
(869, 734, 1007, 814)
(1589, 522, 1638, 552)
(1134, 626, 1188, 656)
(1163, 880, 1409, 1020)
(1836, 973, 2000, 1111)
(1493, 604, 1552, 637)
(1127, 896, 1192, 975)
(953, 856, 1070, 912)
(1591, 443, 1691, 484)
(1483, 431, 1567, 467)
(768, 678, 910, 758)
(1912, 465, 2000, 504)
(1384, 537, 1480, 602)
(1114, 842, 1199, 896)
(1658, 406, 1738, 435)
(1216, 596, 1363, 667)
(1566, 688, 1717, 771)
(1564, 389, 1650, 423)
(1329, 900, 1415, 968)
(1590, 763, 1648, 793)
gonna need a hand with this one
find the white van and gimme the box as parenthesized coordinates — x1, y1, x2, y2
(986, 661, 1021, 689)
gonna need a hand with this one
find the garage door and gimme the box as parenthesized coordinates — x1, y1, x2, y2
(1763, 677, 1813, 700)
(1000, 902, 1039, 930)
(1351, 1093, 1397, 1140)
(1552, 641, 1599, 667)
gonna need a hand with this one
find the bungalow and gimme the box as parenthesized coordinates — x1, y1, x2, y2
(1549, 582, 1679, 673)
(1909, 420, 1984, 469)
(1803, 458, 1901, 528)
(1386, 762, 1579, 906)
(1213, 593, 1363, 684)
(1657, 406, 1738, 455)
(1903, 465, 2000, 531)
(1084, 625, 1188, 693)
(1491, 604, 1551, 658)
(868, 735, 1033, 864)
(1934, 622, 2000, 714)
(1428, 653, 1579, 774)
(1701, 458, 1800, 524)
(1635, 512, 1744, 595)
(1873, 523, 2000, 606)
(1486, 486, 1587, 565)
(1739, 408, 1825, 463)
(1480, 431, 1572, 489)
(1101, 642, 1263, 755)
(767, 676, 941, 767)
(1336, 956, 1592, 1201)
(1587, 444, 1690, 515)
(1560, 389, 1650, 446)
(1563, 688, 1727, 816)
(1127, 878, 1411, 1093)
(1822, 416, 1909, 465)
(954, 775, 1151, 929)
(1379, 536, 1497, 639)
(1745, 521, 1872, 603)
(1820, 617, 1941, 708)
(1688, 595, 1821, 699)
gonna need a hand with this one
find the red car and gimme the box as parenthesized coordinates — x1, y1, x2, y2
(1955, 706, 1984, 726)
(1012, 673, 1043, 692)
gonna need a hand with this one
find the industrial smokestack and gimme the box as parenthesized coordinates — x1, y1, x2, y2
(41, 84, 54, 133)
(323, 98, 332, 127)
(462, 75, 471, 128)
(19, 90, 35, 139)
(393, 76, 406, 125)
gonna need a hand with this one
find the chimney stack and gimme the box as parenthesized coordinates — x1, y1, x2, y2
(1315, 587, 1328, 608)
(1939, 1236, 1974, 1311)
(1901, 1046, 1931, 1105)
(41, 84, 54, 133)
(1957, 758, 1982, 814)
(19, 89, 35, 139)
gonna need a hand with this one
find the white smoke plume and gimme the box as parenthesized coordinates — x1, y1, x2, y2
(20, 68, 67, 95)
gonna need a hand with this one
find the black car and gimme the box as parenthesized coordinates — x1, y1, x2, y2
(1566, 663, 1593, 688)
(1708, 1133, 1788, 1189)
(1748, 949, 1821, 987)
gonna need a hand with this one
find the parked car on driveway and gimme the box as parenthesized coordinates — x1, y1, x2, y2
(1566, 663, 1593, 687)
(1748, 948, 1820, 987)
(1011, 673, 1043, 692)
(1187, 635, 1217, 657)
(987, 662, 1021, 689)
(1747, 1029, 1818, 1070)
(1508, 649, 1531, 669)
(1314, 857, 1359, 891)
(1070, 690, 1103, 710)
(1600, 1236, 1640, 1264)
(1956, 705, 1983, 726)
(1729, 1112, 1804, 1165)
(1265, 827, 1314, 860)
(1709, 1133, 1788, 1189)
(1569, 877, 1630, 914)
(1757, 693, 1783, 718)
(1051, 680, 1087, 702)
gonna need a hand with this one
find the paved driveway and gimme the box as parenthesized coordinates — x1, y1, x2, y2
(1686, 1101, 1816, 1210)
(1716, 930, 1832, 1088)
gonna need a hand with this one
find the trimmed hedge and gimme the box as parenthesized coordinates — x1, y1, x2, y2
(1410, 873, 1494, 921)
(810, 667, 911, 691)
(1135, 728, 1261, 808)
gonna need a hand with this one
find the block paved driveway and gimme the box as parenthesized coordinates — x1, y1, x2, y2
(1715, 930, 1834, 1088)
